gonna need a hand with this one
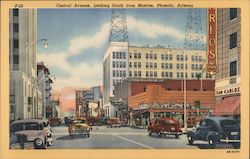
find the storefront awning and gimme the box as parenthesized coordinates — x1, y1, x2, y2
(213, 96, 240, 116)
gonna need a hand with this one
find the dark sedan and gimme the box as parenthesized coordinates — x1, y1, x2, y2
(187, 116, 240, 148)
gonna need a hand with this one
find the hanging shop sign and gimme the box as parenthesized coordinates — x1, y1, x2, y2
(206, 8, 218, 75)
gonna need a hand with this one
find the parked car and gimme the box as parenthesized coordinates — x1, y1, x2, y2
(85, 116, 101, 126)
(68, 117, 91, 138)
(187, 116, 240, 149)
(148, 118, 182, 138)
(10, 119, 52, 149)
(107, 118, 121, 128)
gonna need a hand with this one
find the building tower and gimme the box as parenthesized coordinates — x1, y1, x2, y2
(184, 9, 205, 50)
(103, 9, 129, 118)
(109, 9, 129, 43)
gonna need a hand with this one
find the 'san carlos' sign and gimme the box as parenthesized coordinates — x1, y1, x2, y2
(206, 8, 218, 75)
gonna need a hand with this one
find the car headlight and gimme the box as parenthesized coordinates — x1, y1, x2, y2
(72, 128, 75, 131)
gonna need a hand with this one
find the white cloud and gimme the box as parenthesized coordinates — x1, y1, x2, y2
(68, 23, 110, 55)
(127, 16, 184, 40)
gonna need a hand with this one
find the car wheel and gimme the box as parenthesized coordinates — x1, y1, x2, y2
(148, 130, 152, 136)
(232, 142, 240, 149)
(208, 136, 217, 149)
(175, 134, 179, 139)
(157, 132, 162, 137)
(188, 136, 194, 145)
(34, 138, 45, 149)
(86, 134, 90, 138)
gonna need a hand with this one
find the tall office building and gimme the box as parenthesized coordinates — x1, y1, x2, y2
(9, 9, 41, 120)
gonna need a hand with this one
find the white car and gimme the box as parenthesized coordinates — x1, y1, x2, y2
(10, 119, 52, 149)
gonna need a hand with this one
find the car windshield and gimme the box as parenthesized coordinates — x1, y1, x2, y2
(220, 119, 239, 128)
(160, 119, 176, 125)
(11, 122, 40, 132)
(73, 119, 87, 124)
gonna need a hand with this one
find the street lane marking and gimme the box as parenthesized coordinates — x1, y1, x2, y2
(114, 135, 154, 149)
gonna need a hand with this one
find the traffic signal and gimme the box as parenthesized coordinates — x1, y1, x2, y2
(28, 97, 32, 105)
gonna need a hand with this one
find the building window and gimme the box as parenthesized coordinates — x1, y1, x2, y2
(154, 54, 157, 59)
(230, 61, 237, 77)
(154, 62, 157, 68)
(130, 53, 132, 59)
(169, 54, 173, 60)
(165, 63, 168, 69)
(195, 56, 198, 61)
(134, 53, 137, 59)
(191, 55, 194, 61)
(120, 52, 123, 59)
(177, 72, 179, 78)
(161, 63, 164, 69)
(150, 53, 153, 59)
(165, 54, 169, 60)
(138, 53, 141, 59)
(120, 70, 123, 77)
(13, 39, 19, 48)
(13, 55, 19, 64)
(116, 61, 119, 68)
(230, 8, 237, 20)
(230, 32, 237, 49)
(177, 64, 179, 69)
(129, 71, 132, 77)
(13, 9, 18, 16)
(138, 71, 141, 77)
(116, 70, 119, 77)
(195, 64, 198, 70)
(116, 52, 119, 59)
(185, 64, 188, 69)
(134, 62, 137, 68)
(123, 52, 126, 59)
(161, 72, 164, 77)
(180, 55, 184, 61)
(154, 71, 157, 77)
(180, 64, 183, 69)
(199, 56, 202, 61)
(199, 64, 203, 70)
(13, 23, 19, 32)
(113, 70, 116, 77)
(112, 61, 115, 68)
(120, 61, 123, 68)
(169, 63, 173, 69)
(185, 55, 188, 61)
(170, 72, 173, 77)
(177, 55, 180, 61)
(150, 71, 153, 77)
(129, 62, 132, 67)
(146, 62, 149, 68)
(161, 54, 164, 60)
(146, 53, 149, 59)
(123, 71, 126, 77)
(146, 71, 149, 77)
(181, 72, 183, 78)
(166, 72, 169, 77)
(134, 71, 137, 77)
(191, 72, 194, 78)
(138, 62, 141, 68)
(192, 64, 194, 70)
(150, 62, 153, 68)
(185, 72, 188, 78)
(123, 62, 126, 68)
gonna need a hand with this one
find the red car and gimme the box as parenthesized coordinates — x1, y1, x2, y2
(148, 118, 182, 138)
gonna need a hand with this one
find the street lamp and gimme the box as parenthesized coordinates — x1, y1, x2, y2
(25, 38, 48, 119)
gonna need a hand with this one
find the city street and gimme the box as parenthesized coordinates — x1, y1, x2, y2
(48, 124, 234, 149)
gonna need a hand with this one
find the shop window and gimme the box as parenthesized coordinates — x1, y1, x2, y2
(230, 8, 237, 20)
(230, 32, 237, 49)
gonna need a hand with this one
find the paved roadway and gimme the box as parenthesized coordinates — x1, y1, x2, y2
(48, 125, 234, 149)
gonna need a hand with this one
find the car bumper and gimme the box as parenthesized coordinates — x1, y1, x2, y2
(220, 138, 240, 143)
(161, 131, 182, 135)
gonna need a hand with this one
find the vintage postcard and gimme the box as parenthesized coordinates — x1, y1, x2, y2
(0, 0, 249, 159)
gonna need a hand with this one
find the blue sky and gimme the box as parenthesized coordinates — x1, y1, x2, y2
(37, 8, 206, 90)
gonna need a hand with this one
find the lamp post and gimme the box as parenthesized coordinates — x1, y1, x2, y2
(26, 38, 48, 119)
(183, 50, 187, 130)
